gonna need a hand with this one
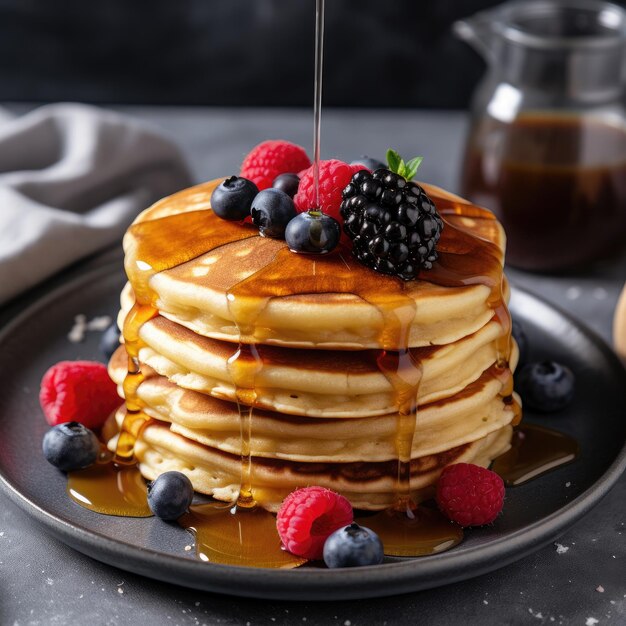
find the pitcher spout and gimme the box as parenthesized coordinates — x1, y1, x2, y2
(453, 9, 498, 63)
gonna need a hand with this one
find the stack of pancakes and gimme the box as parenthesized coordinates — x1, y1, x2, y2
(107, 179, 519, 511)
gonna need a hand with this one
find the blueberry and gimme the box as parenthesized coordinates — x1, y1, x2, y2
(272, 173, 300, 198)
(147, 471, 194, 521)
(511, 319, 528, 366)
(99, 323, 121, 361)
(517, 361, 575, 412)
(251, 188, 297, 238)
(42, 422, 100, 472)
(285, 211, 340, 254)
(210, 176, 258, 221)
(323, 523, 384, 568)
(350, 156, 386, 171)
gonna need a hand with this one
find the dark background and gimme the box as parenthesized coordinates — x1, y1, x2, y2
(0, 0, 504, 108)
(2, 0, 625, 108)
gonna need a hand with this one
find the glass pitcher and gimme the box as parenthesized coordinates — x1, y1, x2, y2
(455, 0, 626, 272)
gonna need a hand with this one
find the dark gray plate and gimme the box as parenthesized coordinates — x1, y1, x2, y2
(0, 262, 625, 601)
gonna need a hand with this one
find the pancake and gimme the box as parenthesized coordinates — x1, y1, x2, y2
(108, 348, 519, 462)
(116, 303, 512, 417)
(106, 409, 513, 511)
(122, 179, 507, 350)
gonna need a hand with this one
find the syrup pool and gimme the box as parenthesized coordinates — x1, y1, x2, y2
(492, 423, 579, 486)
(68, 453, 151, 517)
(179, 503, 306, 568)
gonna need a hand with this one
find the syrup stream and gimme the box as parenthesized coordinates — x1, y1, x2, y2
(312, 0, 325, 210)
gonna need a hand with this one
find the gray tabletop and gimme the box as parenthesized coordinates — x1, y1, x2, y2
(1, 106, 624, 626)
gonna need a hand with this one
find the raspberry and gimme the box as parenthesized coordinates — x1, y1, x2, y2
(436, 463, 505, 527)
(276, 486, 354, 560)
(294, 160, 367, 224)
(39, 361, 121, 429)
(240, 140, 311, 190)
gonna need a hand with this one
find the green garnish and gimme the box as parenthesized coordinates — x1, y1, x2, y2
(386, 149, 423, 181)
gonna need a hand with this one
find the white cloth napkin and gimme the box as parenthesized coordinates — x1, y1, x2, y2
(0, 103, 192, 305)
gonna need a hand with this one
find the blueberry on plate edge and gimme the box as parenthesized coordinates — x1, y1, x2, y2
(42, 422, 100, 472)
(323, 523, 384, 568)
(147, 471, 194, 521)
(516, 360, 575, 412)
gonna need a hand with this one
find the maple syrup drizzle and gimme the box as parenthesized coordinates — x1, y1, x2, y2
(492, 423, 579, 486)
(312, 0, 324, 210)
(226, 342, 262, 509)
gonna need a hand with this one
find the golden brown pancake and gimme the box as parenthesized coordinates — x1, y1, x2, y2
(108, 348, 518, 463)
(122, 179, 507, 350)
(116, 300, 512, 417)
(106, 409, 513, 511)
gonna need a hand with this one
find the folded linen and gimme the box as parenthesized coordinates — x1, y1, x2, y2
(0, 103, 191, 304)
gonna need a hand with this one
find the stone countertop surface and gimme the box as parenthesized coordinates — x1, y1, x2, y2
(0, 106, 624, 626)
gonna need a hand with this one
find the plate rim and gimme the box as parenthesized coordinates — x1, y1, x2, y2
(0, 262, 625, 601)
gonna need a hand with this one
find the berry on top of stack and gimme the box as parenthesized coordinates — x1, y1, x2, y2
(340, 150, 443, 279)
(210, 142, 445, 275)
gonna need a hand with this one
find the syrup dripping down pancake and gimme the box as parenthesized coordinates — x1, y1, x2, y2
(122, 179, 506, 350)
(108, 347, 519, 463)
(105, 410, 513, 512)
(115, 301, 513, 418)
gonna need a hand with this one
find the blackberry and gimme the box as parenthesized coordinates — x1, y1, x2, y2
(340, 151, 443, 280)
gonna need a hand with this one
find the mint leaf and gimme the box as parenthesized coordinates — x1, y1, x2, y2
(398, 158, 407, 178)
(405, 156, 423, 180)
(386, 149, 401, 174)
(386, 149, 424, 180)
